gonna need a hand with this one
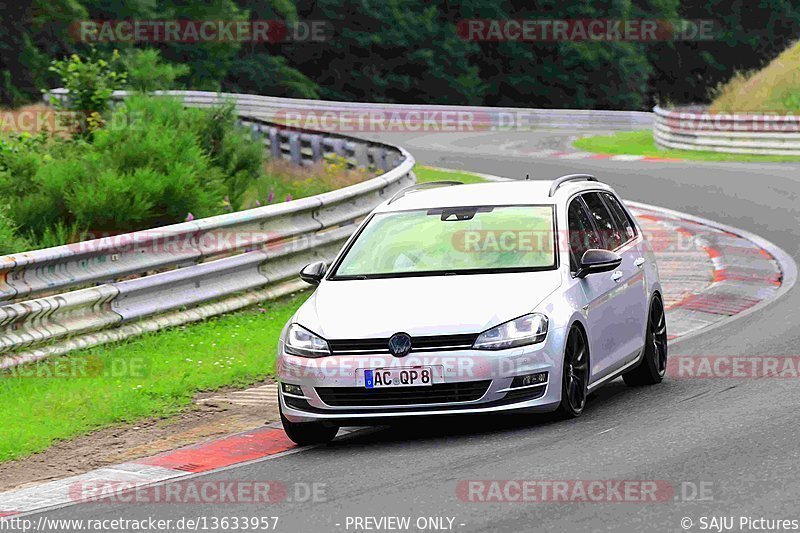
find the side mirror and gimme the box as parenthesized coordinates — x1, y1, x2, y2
(299, 261, 327, 285)
(576, 249, 622, 279)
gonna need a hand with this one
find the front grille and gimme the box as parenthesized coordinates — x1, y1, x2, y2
(328, 333, 479, 356)
(316, 380, 491, 407)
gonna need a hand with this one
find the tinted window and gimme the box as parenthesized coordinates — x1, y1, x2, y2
(567, 198, 602, 270)
(601, 193, 637, 242)
(582, 192, 623, 250)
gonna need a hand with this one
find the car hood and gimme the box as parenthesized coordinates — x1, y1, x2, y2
(293, 270, 562, 339)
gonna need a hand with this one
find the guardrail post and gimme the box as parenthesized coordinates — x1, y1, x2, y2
(310, 135, 323, 162)
(349, 142, 367, 168)
(269, 128, 281, 158)
(379, 148, 390, 171)
(331, 138, 346, 157)
(250, 123, 262, 141)
(289, 133, 301, 165)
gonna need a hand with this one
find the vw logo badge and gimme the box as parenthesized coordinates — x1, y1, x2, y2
(388, 332, 412, 358)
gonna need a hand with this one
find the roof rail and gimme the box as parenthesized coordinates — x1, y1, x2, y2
(387, 181, 462, 204)
(548, 174, 598, 197)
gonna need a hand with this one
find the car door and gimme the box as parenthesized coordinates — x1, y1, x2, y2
(580, 192, 648, 379)
(567, 195, 618, 383)
(599, 191, 649, 351)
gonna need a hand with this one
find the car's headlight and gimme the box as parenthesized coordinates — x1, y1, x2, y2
(473, 313, 548, 350)
(284, 324, 331, 358)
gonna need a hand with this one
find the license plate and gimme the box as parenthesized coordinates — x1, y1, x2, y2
(365, 367, 433, 389)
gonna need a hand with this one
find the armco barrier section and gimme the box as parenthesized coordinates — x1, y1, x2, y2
(184, 92, 654, 131)
(653, 105, 800, 155)
(0, 92, 416, 367)
(49, 88, 654, 134)
(0, 285, 120, 352)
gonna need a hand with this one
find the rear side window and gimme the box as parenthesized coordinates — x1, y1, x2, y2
(567, 198, 602, 270)
(582, 192, 624, 250)
(601, 193, 637, 242)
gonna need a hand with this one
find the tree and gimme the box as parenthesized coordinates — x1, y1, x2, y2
(0, 0, 86, 105)
(287, 0, 483, 104)
(123, 48, 190, 92)
(224, 0, 321, 98)
(442, 0, 677, 110)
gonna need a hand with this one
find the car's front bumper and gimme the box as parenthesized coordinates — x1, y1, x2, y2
(277, 329, 566, 424)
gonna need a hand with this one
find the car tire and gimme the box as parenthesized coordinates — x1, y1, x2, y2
(623, 294, 668, 386)
(554, 325, 590, 419)
(280, 406, 339, 445)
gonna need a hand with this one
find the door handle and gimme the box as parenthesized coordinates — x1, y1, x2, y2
(611, 270, 623, 282)
(634, 257, 645, 268)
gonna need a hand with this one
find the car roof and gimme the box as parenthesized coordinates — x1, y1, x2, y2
(375, 178, 616, 212)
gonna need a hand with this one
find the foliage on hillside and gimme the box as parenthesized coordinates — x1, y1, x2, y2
(4, 1, 796, 109)
(709, 41, 800, 113)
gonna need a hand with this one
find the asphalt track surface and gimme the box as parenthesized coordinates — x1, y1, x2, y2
(36, 129, 800, 532)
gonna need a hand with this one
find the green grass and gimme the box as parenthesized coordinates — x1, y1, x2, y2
(573, 130, 800, 163)
(241, 164, 485, 209)
(414, 166, 491, 184)
(0, 291, 309, 463)
(0, 165, 491, 464)
(238, 157, 371, 209)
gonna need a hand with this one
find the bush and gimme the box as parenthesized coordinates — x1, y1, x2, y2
(2, 94, 266, 244)
(47, 49, 126, 136)
(0, 132, 49, 182)
(190, 102, 266, 205)
(0, 133, 64, 237)
(123, 49, 190, 92)
(10, 153, 82, 234)
(0, 203, 29, 254)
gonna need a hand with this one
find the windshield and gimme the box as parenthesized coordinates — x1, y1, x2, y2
(331, 205, 556, 279)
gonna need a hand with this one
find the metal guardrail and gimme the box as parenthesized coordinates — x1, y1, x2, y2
(50, 88, 653, 132)
(0, 92, 416, 367)
(653, 105, 800, 155)
(193, 91, 653, 131)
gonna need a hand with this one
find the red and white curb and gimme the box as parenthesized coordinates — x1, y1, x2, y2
(488, 142, 686, 162)
(629, 202, 793, 342)
(0, 425, 358, 517)
(520, 149, 686, 163)
(0, 175, 794, 518)
(0, 425, 292, 516)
